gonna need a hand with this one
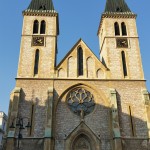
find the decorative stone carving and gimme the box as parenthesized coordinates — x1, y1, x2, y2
(67, 88, 95, 118)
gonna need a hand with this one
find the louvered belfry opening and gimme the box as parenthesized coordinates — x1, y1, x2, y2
(33, 20, 39, 34)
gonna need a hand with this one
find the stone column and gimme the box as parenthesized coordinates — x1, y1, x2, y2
(44, 87, 54, 150)
(6, 87, 21, 150)
(110, 89, 122, 150)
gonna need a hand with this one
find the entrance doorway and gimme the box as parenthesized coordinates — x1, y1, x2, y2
(72, 134, 91, 150)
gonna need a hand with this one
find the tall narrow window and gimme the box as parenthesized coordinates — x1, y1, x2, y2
(129, 106, 135, 136)
(40, 20, 46, 34)
(114, 22, 120, 36)
(34, 49, 39, 75)
(121, 51, 127, 77)
(121, 22, 127, 36)
(33, 20, 39, 34)
(77, 47, 83, 76)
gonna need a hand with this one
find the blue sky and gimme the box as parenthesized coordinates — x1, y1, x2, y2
(0, 0, 150, 114)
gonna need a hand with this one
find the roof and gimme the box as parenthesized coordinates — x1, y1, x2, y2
(104, 0, 131, 13)
(23, 0, 59, 35)
(97, 0, 136, 35)
(0, 112, 7, 120)
(56, 38, 108, 71)
(27, 0, 55, 11)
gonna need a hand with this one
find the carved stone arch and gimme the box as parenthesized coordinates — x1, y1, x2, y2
(86, 57, 95, 78)
(65, 122, 101, 150)
(68, 56, 76, 77)
(96, 68, 105, 79)
(54, 84, 112, 150)
(72, 134, 91, 150)
(58, 68, 65, 78)
(54, 83, 110, 112)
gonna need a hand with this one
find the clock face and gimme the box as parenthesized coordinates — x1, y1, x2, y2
(116, 38, 128, 48)
(32, 36, 44, 46)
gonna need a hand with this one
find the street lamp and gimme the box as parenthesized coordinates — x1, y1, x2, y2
(9, 117, 31, 149)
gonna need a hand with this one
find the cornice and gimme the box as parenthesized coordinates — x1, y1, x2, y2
(22, 9, 58, 17)
(97, 13, 137, 35)
(15, 78, 146, 82)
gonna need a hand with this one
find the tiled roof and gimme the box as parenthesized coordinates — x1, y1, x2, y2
(27, 0, 55, 11)
(104, 0, 131, 13)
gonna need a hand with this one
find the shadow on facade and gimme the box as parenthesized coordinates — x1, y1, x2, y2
(1, 87, 150, 150)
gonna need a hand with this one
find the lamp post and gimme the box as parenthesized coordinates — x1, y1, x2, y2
(9, 117, 31, 149)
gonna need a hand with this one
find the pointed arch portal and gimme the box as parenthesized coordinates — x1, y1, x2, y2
(72, 134, 91, 150)
(63, 122, 101, 150)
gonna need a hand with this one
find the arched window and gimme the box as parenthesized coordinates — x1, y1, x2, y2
(58, 68, 65, 78)
(114, 22, 120, 36)
(40, 20, 46, 34)
(34, 49, 39, 75)
(77, 47, 83, 76)
(33, 20, 39, 34)
(121, 22, 127, 36)
(121, 51, 127, 77)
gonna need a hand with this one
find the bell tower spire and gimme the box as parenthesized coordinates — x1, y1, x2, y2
(27, 0, 55, 11)
(17, 0, 59, 78)
(97, 0, 144, 80)
(104, 0, 131, 13)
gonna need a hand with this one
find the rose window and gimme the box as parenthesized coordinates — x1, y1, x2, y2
(67, 88, 95, 116)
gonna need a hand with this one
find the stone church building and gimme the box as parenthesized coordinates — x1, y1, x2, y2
(4, 0, 150, 150)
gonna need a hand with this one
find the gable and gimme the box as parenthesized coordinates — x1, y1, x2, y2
(56, 39, 109, 79)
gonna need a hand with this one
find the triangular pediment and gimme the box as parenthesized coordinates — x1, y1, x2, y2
(66, 121, 99, 140)
(56, 39, 109, 79)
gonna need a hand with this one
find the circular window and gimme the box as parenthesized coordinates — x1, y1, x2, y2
(67, 88, 95, 116)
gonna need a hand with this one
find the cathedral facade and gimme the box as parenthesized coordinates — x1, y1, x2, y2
(4, 0, 150, 150)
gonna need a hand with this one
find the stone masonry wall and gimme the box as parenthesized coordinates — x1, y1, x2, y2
(57, 40, 107, 79)
(99, 18, 144, 80)
(17, 15, 57, 78)
(53, 79, 148, 149)
(16, 79, 53, 137)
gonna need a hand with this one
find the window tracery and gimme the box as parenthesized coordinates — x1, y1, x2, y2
(67, 88, 95, 117)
